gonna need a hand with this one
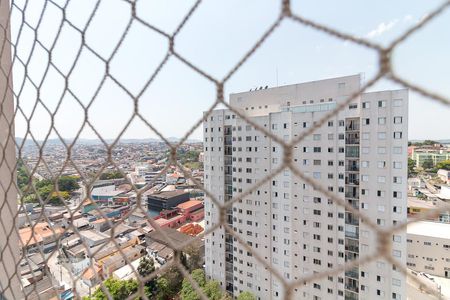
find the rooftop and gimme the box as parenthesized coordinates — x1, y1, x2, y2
(407, 221, 450, 240)
(147, 227, 197, 247)
(177, 200, 202, 210)
(408, 197, 438, 209)
(79, 230, 109, 242)
(148, 190, 187, 200)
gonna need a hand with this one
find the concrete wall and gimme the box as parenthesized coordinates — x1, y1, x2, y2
(0, 0, 21, 298)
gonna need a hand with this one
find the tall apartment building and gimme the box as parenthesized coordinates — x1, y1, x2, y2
(203, 75, 408, 300)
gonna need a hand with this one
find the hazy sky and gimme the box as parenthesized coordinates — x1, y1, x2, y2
(10, 0, 450, 142)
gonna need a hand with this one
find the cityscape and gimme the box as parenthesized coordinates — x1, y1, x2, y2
(1, 1, 450, 300)
(9, 74, 450, 300)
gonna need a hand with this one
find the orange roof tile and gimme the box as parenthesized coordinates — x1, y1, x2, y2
(177, 200, 202, 210)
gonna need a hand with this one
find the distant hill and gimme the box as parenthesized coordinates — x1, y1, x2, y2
(15, 137, 202, 147)
(409, 139, 450, 145)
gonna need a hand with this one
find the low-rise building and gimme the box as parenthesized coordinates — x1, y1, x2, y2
(408, 178, 425, 193)
(79, 230, 109, 247)
(154, 214, 186, 229)
(19, 222, 64, 252)
(112, 257, 145, 280)
(410, 147, 450, 168)
(91, 185, 125, 204)
(437, 169, 450, 185)
(100, 245, 146, 277)
(407, 197, 450, 223)
(146, 190, 189, 212)
(407, 221, 450, 278)
(90, 218, 112, 232)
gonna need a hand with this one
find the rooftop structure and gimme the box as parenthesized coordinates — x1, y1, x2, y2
(146, 190, 190, 212)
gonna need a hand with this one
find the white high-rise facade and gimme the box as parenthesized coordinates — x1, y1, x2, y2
(203, 75, 407, 300)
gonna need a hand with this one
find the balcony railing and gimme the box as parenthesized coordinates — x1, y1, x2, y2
(345, 245, 360, 253)
(345, 178, 360, 185)
(345, 191, 360, 199)
(346, 165, 360, 172)
(345, 269, 359, 279)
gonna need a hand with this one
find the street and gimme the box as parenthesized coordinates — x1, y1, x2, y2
(47, 251, 92, 297)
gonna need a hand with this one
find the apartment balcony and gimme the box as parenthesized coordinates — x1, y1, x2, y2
(226, 262, 233, 273)
(345, 165, 360, 172)
(345, 124, 360, 131)
(345, 178, 360, 186)
(345, 290, 359, 300)
(345, 191, 359, 199)
(345, 152, 360, 158)
(224, 156, 232, 165)
(345, 225, 359, 239)
(345, 217, 359, 226)
(345, 268, 359, 279)
(345, 245, 359, 253)
(224, 136, 232, 145)
(345, 231, 359, 239)
(347, 200, 359, 210)
(345, 138, 360, 145)
(345, 285, 359, 293)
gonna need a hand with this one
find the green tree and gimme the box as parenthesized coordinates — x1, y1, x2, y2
(22, 193, 38, 204)
(203, 280, 223, 300)
(35, 179, 52, 189)
(157, 265, 183, 299)
(424, 140, 438, 145)
(88, 278, 138, 300)
(17, 160, 32, 192)
(48, 191, 70, 205)
(155, 277, 171, 300)
(57, 176, 80, 191)
(137, 256, 156, 291)
(181, 269, 206, 300)
(183, 245, 203, 272)
(408, 158, 416, 177)
(177, 150, 201, 164)
(100, 171, 124, 180)
(435, 160, 450, 171)
(236, 291, 256, 300)
(37, 185, 53, 200)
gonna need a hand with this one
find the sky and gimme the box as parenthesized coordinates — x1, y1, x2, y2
(10, 0, 450, 142)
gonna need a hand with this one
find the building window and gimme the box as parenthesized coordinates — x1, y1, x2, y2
(394, 116, 403, 124)
(393, 132, 403, 139)
(378, 132, 386, 140)
(378, 100, 386, 108)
